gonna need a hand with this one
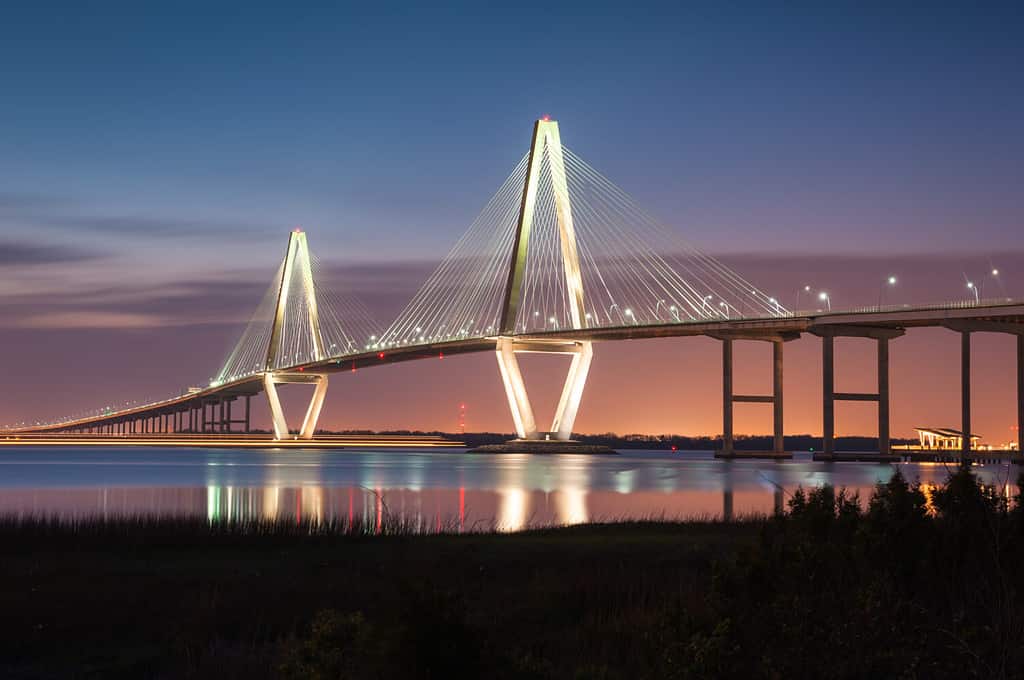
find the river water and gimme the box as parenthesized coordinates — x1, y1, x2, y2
(0, 448, 1017, 530)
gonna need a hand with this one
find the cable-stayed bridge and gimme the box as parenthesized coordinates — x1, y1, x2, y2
(7, 118, 1024, 458)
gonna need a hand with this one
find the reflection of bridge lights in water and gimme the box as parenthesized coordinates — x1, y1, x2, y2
(555, 487, 588, 525)
(459, 487, 465, 532)
(301, 486, 324, 523)
(263, 486, 279, 519)
(207, 485, 220, 521)
(615, 470, 636, 494)
(498, 487, 528, 531)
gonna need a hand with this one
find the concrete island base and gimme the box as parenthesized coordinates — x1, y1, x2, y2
(469, 439, 618, 454)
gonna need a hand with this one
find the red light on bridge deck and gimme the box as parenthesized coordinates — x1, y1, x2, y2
(298, 366, 304, 372)
(439, 352, 444, 359)
(377, 352, 385, 360)
(351, 362, 357, 373)
(671, 445, 677, 452)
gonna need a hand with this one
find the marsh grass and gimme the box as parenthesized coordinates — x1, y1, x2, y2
(3, 468, 1024, 679)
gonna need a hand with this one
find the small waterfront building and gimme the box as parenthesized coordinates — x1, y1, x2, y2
(914, 427, 981, 450)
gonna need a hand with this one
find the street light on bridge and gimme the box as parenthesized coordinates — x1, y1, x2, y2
(878, 275, 897, 308)
(967, 281, 979, 303)
(818, 291, 831, 311)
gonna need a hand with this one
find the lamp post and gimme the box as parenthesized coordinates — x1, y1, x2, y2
(795, 284, 811, 310)
(989, 267, 1006, 297)
(967, 281, 979, 304)
(878, 275, 897, 308)
(818, 291, 831, 311)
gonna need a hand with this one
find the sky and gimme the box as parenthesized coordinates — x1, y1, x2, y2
(1, 2, 1022, 442)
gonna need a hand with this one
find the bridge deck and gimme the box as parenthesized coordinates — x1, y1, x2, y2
(8, 300, 1024, 434)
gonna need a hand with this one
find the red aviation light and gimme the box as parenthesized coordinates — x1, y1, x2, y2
(541, 114, 550, 121)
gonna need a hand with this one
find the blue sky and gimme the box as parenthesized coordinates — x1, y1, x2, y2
(2, 1, 1021, 264)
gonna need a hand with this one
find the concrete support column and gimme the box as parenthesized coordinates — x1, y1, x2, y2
(1018, 335, 1023, 453)
(961, 331, 971, 459)
(245, 395, 251, 434)
(772, 340, 784, 454)
(822, 335, 835, 455)
(722, 339, 733, 455)
(878, 338, 890, 455)
(225, 400, 232, 434)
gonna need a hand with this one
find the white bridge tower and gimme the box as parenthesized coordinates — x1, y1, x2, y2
(263, 229, 329, 440)
(496, 118, 593, 441)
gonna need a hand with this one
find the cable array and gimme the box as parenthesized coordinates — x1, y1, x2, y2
(215, 240, 381, 383)
(378, 153, 531, 347)
(379, 138, 787, 348)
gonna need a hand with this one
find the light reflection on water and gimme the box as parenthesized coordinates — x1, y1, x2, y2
(0, 447, 1017, 529)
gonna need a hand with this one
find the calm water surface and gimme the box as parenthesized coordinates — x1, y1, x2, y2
(0, 448, 1017, 530)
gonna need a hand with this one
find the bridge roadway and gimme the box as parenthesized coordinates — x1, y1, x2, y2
(9, 299, 1024, 447)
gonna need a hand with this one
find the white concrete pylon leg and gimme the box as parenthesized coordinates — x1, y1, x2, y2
(262, 372, 329, 441)
(550, 341, 593, 440)
(496, 339, 538, 439)
(299, 376, 329, 439)
(263, 374, 290, 440)
(495, 338, 593, 441)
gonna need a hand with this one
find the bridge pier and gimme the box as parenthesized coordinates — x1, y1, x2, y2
(940, 320, 1024, 458)
(263, 372, 329, 440)
(1019, 335, 1023, 453)
(962, 331, 971, 460)
(494, 337, 593, 441)
(715, 334, 794, 458)
(811, 325, 904, 459)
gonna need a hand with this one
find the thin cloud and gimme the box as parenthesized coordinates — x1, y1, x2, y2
(14, 311, 170, 329)
(0, 191, 277, 239)
(0, 240, 100, 265)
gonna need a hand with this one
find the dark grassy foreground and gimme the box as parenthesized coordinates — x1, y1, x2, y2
(3, 468, 1024, 679)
